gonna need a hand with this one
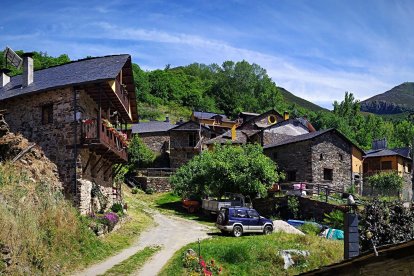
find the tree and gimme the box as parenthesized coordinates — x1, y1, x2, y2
(127, 135, 155, 168)
(170, 144, 281, 198)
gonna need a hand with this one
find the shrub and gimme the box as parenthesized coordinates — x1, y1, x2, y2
(300, 223, 321, 236)
(360, 200, 414, 251)
(367, 171, 404, 195)
(146, 187, 155, 195)
(182, 249, 222, 275)
(111, 203, 124, 215)
(323, 210, 344, 230)
(131, 187, 140, 194)
(287, 196, 300, 219)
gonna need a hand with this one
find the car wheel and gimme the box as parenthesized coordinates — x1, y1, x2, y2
(233, 225, 243, 237)
(217, 213, 225, 224)
(263, 225, 273, 235)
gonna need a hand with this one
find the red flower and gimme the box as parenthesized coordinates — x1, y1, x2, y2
(200, 260, 206, 268)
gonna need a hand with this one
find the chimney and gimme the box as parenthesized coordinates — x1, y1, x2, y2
(283, 111, 289, 121)
(22, 53, 34, 87)
(0, 69, 11, 88)
(165, 116, 170, 123)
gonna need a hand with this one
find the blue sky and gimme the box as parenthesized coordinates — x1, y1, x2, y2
(1, 0, 413, 108)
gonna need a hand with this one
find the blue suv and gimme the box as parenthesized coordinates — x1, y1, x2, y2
(216, 207, 273, 237)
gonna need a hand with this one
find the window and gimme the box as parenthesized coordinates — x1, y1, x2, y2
(188, 133, 197, 147)
(247, 210, 259, 219)
(323, 168, 333, 181)
(320, 153, 323, 160)
(235, 209, 248, 218)
(408, 164, 412, 173)
(339, 153, 343, 161)
(381, 161, 392, 170)
(287, 171, 296, 181)
(42, 104, 53, 124)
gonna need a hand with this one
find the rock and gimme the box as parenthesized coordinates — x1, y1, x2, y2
(273, 220, 305, 235)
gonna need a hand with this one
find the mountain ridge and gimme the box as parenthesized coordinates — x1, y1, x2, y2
(360, 82, 414, 115)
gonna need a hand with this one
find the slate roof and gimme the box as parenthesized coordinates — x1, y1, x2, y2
(193, 111, 228, 120)
(263, 129, 332, 149)
(205, 130, 260, 145)
(131, 121, 174, 134)
(364, 147, 411, 160)
(263, 128, 364, 154)
(0, 55, 130, 101)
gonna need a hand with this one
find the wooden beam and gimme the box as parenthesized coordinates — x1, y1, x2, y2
(82, 153, 92, 173)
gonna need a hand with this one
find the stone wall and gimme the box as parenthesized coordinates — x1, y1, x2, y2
(264, 140, 312, 182)
(311, 132, 352, 191)
(136, 176, 171, 192)
(253, 196, 345, 221)
(139, 132, 169, 153)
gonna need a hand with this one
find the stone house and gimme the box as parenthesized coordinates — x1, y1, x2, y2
(131, 118, 174, 167)
(363, 138, 412, 200)
(169, 120, 216, 168)
(191, 111, 238, 134)
(0, 54, 138, 214)
(263, 129, 364, 191)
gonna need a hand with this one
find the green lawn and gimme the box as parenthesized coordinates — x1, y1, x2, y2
(134, 192, 217, 226)
(160, 231, 344, 276)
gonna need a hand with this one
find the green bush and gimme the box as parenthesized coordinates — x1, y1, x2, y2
(300, 223, 321, 236)
(131, 187, 140, 194)
(111, 203, 124, 215)
(145, 187, 155, 195)
(323, 210, 344, 230)
(367, 171, 404, 194)
(287, 196, 300, 219)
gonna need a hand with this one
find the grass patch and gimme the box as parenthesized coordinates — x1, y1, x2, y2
(134, 192, 216, 226)
(160, 231, 343, 275)
(100, 246, 161, 276)
(0, 163, 153, 275)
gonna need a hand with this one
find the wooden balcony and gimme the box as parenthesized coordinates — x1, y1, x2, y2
(81, 118, 128, 162)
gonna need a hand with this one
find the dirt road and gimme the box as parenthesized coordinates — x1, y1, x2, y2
(74, 210, 211, 276)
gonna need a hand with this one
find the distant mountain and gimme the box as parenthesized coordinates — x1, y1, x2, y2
(360, 82, 414, 115)
(278, 87, 327, 112)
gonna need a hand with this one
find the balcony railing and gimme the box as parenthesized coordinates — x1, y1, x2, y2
(81, 118, 128, 161)
(115, 80, 130, 113)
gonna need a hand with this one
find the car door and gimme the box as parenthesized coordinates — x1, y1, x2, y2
(247, 210, 262, 231)
(234, 209, 249, 231)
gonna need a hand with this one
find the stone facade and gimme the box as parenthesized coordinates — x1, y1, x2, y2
(169, 121, 214, 168)
(139, 132, 170, 167)
(264, 131, 355, 191)
(0, 88, 126, 214)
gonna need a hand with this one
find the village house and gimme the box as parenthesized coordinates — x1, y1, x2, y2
(131, 117, 174, 167)
(363, 138, 412, 200)
(169, 120, 216, 168)
(191, 110, 238, 134)
(0, 53, 138, 214)
(264, 129, 364, 191)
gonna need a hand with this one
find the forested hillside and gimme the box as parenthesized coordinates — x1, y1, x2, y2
(2, 51, 413, 150)
(361, 82, 414, 115)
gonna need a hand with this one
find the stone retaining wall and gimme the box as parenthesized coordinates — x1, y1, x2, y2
(136, 176, 171, 192)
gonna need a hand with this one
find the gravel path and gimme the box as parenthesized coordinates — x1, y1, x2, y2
(74, 210, 211, 276)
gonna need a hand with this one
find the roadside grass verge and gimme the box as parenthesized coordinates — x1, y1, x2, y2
(160, 231, 343, 275)
(0, 163, 153, 275)
(134, 192, 216, 226)
(100, 246, 161, 276)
